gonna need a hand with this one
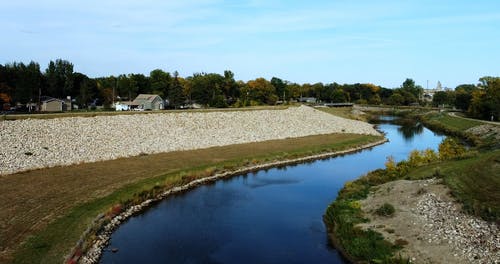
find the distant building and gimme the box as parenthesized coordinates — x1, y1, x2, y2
(113, 101, 132, 111)
(40, 97, 69, 112)
(298, 97, 317, 104)
(422, 81, 444, 102)
(131, 94, 164, 110)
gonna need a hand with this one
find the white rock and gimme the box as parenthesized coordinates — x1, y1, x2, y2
(0, 106, 380, 175)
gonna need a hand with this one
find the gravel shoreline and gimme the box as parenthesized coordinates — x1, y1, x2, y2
(0, 106, 379, 175)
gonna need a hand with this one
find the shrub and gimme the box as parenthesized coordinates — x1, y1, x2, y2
(439, 137, 466, 160)
(375, 203, 395, 217)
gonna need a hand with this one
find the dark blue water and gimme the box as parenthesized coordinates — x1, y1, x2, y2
(100, 121, 445, 264)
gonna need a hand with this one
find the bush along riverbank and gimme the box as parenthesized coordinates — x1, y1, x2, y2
(11, 135, 385, 264)
(323, 113, 500, 263)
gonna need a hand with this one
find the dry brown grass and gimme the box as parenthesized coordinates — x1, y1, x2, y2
(0, 133, 379, 263)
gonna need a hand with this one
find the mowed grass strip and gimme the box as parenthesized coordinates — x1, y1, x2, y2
(317, 107, 360, 120)
(0, 133, 382, 264)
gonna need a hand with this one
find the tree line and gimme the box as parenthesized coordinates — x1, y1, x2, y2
(0, 59, 498, 120)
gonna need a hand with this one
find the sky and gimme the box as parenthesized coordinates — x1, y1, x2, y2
(1, 0, 500, 88)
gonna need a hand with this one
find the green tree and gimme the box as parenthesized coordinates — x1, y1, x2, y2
(369, 93, 382, 105)
(189, 72, 226, 106)
(469, 77, 500, 120)
(456, 84, 477, 93)
(454, 90, 471, 111)
(15, 61, 43, 104)
(388, 92, 404, 105)
(271, 77, 287, 101)
(73, 72, 95, 108)
(223, 70, 239, 104)
(286, 83, 302, 99)
(130, 73, 151, 95)
(45, 59, 74, 98)
(432, 91, 449, 107)
(243, 77, 277, 105)
(168, 71, 184, 108)
(117, 74, 138, 100)
(400, 78, 423, 102)
(150, 69, 171, 97)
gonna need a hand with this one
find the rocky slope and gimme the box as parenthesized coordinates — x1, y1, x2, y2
(358, 179, 499, 264)
(0, 106, 380, 175)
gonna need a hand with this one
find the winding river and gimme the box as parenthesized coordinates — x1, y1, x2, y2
(101, 118, 445, 263)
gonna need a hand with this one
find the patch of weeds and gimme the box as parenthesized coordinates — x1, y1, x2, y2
(375, 203, 395, 217)
(394, 238, 409, 247)
(432, 168, 441, 178)
(384, 228, 395, 234)
(416, 188, 427, 195)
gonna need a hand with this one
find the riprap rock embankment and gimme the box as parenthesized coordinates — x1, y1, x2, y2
(0, 106, 379, 175)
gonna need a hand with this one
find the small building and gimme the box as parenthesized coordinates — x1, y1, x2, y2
(41, 97, 66, 112)
(113, 101, 132, 111)
(131, 94, 164, 110)
(298, 97, 317, 104)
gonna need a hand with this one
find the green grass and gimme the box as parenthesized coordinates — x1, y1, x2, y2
(406, 150, 500, 222)
(425, 112, 482, 131)
(11, 134, 382, 264)
(418, 112, 486, 147)
(324, 199, 400, 262)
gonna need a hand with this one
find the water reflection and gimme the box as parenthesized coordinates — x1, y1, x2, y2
(243, 177, 301, 188)
(398, 122, 424, 141)
(372, 115, 425, 141)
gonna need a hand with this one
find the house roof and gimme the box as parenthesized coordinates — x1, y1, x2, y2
(132, 94, 162, 104)
(41, 97, 64, 103)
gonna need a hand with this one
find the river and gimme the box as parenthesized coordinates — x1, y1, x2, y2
(100, 118, 446, 264)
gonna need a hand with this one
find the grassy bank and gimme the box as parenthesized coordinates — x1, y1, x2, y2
(418, 111, 483, 146)
(3, 133, 382, 264)
(324, 111, 500, 263)
(324, 147, 500, 262)
(407, 150, 500, 222)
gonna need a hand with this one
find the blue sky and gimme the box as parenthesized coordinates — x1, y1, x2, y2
(2, 0, 499, 88)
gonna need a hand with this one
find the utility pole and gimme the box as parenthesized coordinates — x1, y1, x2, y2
(113, 77, 116, 106)
(38, 86, 41, 112)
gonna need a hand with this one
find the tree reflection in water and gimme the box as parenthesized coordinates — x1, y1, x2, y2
(398, 122, 424, 141)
